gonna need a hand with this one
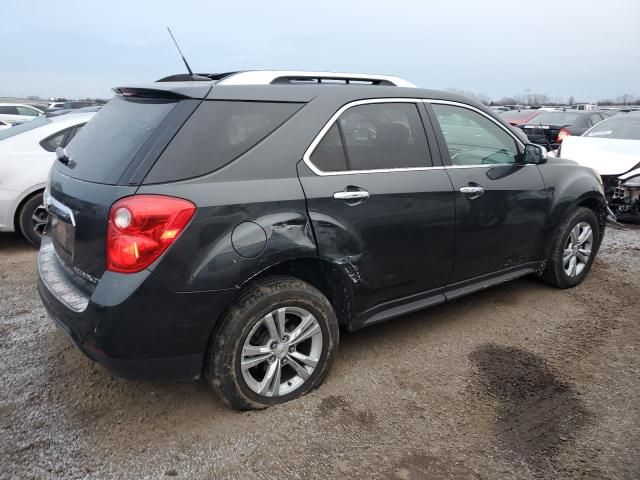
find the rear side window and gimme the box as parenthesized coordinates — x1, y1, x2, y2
(309, 102, 431, 172)
(17, 106, 40, 116)
(40, 125, 84, 152)
(144, 101, 302, 183)
(0, 106, 19, 115)
(40, 131, 66, 152)
(64, 96, 179, 184)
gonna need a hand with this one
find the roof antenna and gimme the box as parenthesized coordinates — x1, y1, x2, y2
(167, 27, 195, 78)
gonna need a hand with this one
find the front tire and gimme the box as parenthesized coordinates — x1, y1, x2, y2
(542, 207, 600, 288)
(18, 193, 47, 246)
(205, 277, 339, 410)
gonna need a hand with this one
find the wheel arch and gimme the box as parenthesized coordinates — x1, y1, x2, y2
(542, 191, 607, 262)
(239, 257, 355, 328)
(13, 186, 45, 232)
(576, 194, 608, 240)
(200, 256, 355, 378)
(542, 164, 607, 236)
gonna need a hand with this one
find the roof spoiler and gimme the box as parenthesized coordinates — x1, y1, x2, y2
(112, 87, 191, 99)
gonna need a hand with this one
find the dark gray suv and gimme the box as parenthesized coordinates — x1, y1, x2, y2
(37, 70, 607, 410)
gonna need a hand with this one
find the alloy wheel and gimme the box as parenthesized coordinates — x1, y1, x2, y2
(31, 203, 48, 237)
(240, 306, 323, 397)
(563, 222, 593, 277)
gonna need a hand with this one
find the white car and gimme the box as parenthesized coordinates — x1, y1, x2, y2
(0, 112, 95, 244)
(48, 101, 66, 110)
(0, 103, 45, 125)
(0, 120, 11, 131)
(559, 112, 640, 220)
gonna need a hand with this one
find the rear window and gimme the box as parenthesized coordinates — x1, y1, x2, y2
(144, 101, 302, 183)
(585, 114, 640, 140)
(500, 110, 537, 121)
(64, 96, 179, 184)
(528, 112, 582, 125)
(0, 117, 51, 141)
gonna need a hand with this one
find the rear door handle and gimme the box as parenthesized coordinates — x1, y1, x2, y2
(333, 191, 370, 200)
(459, 186, 485, 198)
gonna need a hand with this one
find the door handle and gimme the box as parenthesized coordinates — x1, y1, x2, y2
(459, 186, 485, 198)
(333, 190, 370, 201)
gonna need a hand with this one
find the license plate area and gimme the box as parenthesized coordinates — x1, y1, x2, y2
(51, 214, 75, 266)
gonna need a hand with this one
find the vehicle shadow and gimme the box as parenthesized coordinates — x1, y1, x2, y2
(0, 232, 34, 252)
(43, 273, 550, 433)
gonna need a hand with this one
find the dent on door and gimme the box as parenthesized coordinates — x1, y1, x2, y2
(297, 161, 456, 315)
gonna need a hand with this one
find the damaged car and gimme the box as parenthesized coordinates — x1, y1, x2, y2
(38, 70, 607, 410)
(558, 112, 640, 221)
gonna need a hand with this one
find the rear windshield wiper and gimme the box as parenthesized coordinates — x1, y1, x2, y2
(56, 147, 75, 168)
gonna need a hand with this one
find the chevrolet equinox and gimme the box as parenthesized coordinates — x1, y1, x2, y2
(37, 70, 607, 410)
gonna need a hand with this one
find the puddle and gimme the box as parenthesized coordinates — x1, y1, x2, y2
(469, 344, 591, 469)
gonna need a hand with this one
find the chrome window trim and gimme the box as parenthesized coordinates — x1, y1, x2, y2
(302, 98, 527, 177)
(426, 99, 526, 150)
(302, 98, 435, 176)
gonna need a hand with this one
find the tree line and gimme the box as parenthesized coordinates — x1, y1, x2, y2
(446, 89, 640, 107)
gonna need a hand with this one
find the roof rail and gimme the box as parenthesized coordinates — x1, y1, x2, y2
(217, 70, 416, 88)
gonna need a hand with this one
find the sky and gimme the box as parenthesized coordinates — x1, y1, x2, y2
(2, 0, 639, 102)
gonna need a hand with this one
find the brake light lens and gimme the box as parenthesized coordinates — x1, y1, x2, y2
(556, 128, 571, 143)
(107, 195, 196, 273)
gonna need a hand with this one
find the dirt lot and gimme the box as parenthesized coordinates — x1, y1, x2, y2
(1, 225, 639, 480)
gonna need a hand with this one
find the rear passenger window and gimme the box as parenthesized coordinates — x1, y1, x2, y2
(310, 123, 348, 172)
(309, 102, 431, 172)
(145, 101, 302, 183)
(0, 106, 19, 115)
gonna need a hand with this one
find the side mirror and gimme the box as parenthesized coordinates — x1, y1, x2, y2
(523, 144, 548, 164)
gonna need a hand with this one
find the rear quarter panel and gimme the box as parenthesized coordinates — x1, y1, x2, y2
(135, 97, 336, 292)
(139, 176, 316, 292)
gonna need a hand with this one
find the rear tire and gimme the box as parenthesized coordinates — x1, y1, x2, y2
(205, 276, 339, 410)
(18, 192, 47, 247)
(541, 207, 599, 288)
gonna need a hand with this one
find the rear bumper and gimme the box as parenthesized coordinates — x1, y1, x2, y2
(37, 237, 237, 380)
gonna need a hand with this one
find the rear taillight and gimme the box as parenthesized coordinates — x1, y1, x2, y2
(106, 195, 196, 273)
(556, 128, 571, 143)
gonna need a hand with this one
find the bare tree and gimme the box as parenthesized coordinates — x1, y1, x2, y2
(495, 96, 519, 106)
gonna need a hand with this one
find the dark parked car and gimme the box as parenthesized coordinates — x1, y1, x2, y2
(38, 70, 607, 410)
(518, 110, 614, 150)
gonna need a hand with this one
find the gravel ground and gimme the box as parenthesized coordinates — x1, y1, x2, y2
(0, 225, 639, 479)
